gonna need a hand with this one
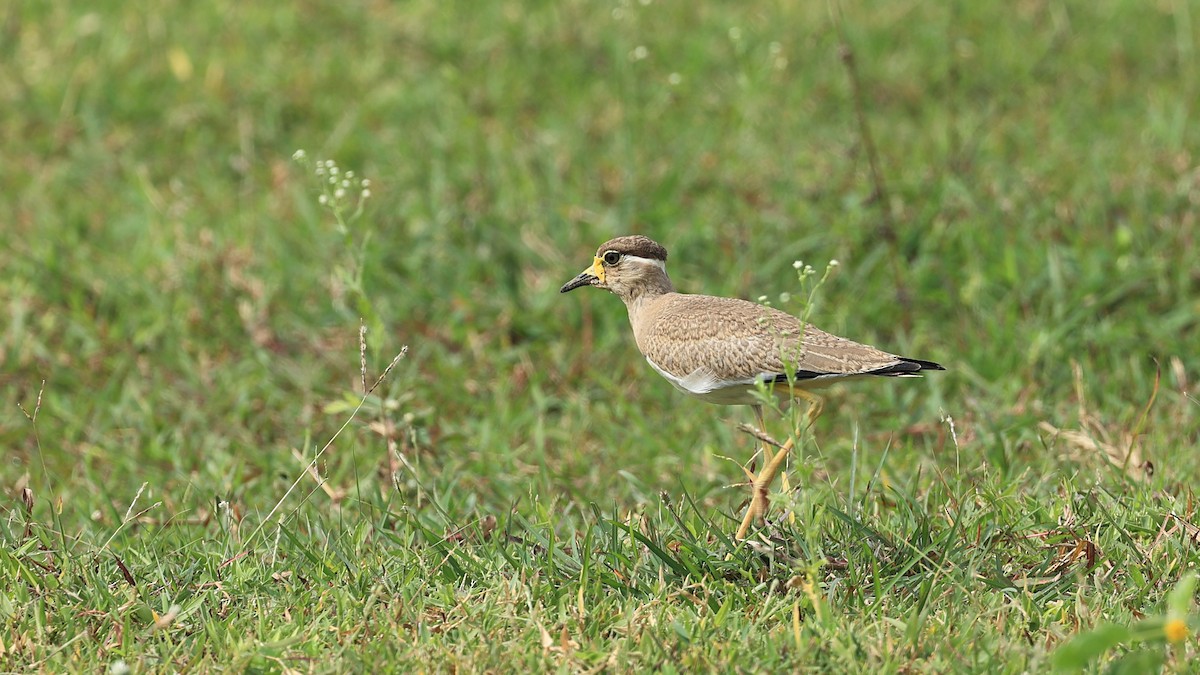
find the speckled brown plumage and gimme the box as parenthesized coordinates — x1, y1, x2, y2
(631, 293, 907, 382)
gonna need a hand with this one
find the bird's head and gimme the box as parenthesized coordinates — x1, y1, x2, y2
(559, 235, 673, 302)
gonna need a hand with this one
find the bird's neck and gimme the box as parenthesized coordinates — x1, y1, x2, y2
(619, 273, 674, 333)
(617, 271, 674, 307)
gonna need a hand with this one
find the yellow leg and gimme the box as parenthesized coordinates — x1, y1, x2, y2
(756, 401, 796, 519)
(752, 405, 773, 470)
(736, 436, 795, 539)
(735, 390, 823, 540)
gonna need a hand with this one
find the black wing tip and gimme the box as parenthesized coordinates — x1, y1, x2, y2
(899, 357, 946, 372)
(764, 358, 946, 383)
(766, 370, 830, 383)
(865, 358, 946, 377)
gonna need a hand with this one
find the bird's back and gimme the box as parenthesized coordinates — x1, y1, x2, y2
(631, 292, 917, 385)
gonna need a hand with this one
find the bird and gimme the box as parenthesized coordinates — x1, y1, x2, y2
(559, 234, 944, 540)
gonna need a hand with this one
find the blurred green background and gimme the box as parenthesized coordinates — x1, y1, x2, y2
(2, 0, 1198, 670)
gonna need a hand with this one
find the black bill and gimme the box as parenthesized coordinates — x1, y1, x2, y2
(559, 271, 598, 293)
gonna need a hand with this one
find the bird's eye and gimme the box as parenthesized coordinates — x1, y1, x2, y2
(603, 251, 621, 265)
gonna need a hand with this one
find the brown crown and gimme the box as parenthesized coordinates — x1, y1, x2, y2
(595, 235, 668, 261)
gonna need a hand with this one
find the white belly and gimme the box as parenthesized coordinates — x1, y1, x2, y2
(644, 356, 840, 406)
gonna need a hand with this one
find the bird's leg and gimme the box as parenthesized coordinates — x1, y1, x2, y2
(736, 436, 794, 540)
(752, 404, 772, 473)
(755, 402, 794, 511)
(735, 390, 823, 540)
(797, 390, 824, 430)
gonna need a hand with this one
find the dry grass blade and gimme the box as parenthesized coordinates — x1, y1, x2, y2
(1038, 422, 1151, 482)
(734, 422, 784, 450)
(1048, 538, 1100, 577)
(1044, 361, 1157, 481)
(113, 554, 137, 587)
(1126, 360, 1160, 468)
(241, 342, 409, 551)
(1169, 514, 1200, 543)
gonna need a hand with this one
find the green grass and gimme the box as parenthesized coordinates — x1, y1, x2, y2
(3, 0, 1199, 671)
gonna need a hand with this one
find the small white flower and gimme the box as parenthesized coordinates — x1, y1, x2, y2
(829, 259, 840, 267)
(291, 149, 306, 161)
(792, 260, 804, 269)
(341, 179, 351, 188)
(631, 45, 648, 61)
(361, 189, 371, 199)
(345, 170, 355, 179)
(318, 194, 328, 205)
(329, 165, 339, 175)
(668, 72, 682, 86)
(315, 165, 325, 176)
(335, 188, 346, 199)
(779, 292, 791, 303)
(109, 660, 131, 675)
(757, 295, 768, 303)
(361, 179, 371, 188)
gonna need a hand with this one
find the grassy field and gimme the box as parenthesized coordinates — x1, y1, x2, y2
(3, 0, 1199, 671)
